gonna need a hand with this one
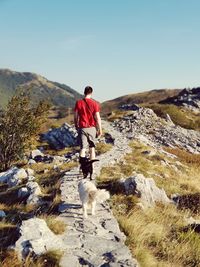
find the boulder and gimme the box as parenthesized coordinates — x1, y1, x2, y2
(14, 218, 66, 258)
(119, 103, 140, 111)
(122, 173, 171, 207)
(28, 159, 36, 165)
(0, 167, 18, 183)
(41, 123, 78, 149)
(26, 168, 34, 176)
(30, 149, 44, 159)
(33, 155, 53, 163)
(27, 176, 35, 182)
(184, 217, 200, 234)
(0, 210, 6, 218)
(15, 168, 28, 179)
(26, 181, 41, 195)
(18, 187, 29, 198)
(53, 155, 66, 165)
(26, 181, 41, 205)
(141, 150, 156, 156)
(26, 194, 40, 205)
(0, 167, 27, 187)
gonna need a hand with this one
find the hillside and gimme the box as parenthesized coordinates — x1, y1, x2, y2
(0, 92, 200, 266)
(0, 69, 82, 108)
(160, 87, 200, 110)
(101, 89, 181, 114)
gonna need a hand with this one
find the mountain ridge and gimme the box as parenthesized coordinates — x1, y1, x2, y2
(0, 69, 82, 108)
(101, 88, 181, 114)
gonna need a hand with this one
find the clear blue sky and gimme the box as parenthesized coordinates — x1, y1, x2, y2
(0, 0, 200, 102)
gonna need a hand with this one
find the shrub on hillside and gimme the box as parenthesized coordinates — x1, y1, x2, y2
(57, 106, 67, 118)
(0, 94, 50, 171)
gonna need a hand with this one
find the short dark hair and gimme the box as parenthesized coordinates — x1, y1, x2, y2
(84, 86, 93, 96)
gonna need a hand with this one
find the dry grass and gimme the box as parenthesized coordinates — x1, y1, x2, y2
(107, 110, 133, 122)
(0, 249, 63, 267)
(0, 250, 21, 267)
(96, 142, 113, 155)
(39, 107, 74, 134)
(115, 204, 200, 267)
(38, 215, 66, 235)
(97, 140, 200, 267)
(0, 220, 18, 251)
(25, 250, 63, 267)
(0, 220, 16, 230)
(101, 89, 180, 116)
(0, 184, 27, 205)
(164, 147, 200, 165)
(42, 144, 79, 157)
(123, 141, 200, 196)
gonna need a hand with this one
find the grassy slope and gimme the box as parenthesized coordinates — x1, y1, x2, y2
(97, 141, 200, 267)
(101, 89, 181, 115)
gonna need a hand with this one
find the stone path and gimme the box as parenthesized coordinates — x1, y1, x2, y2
(58, 121, 138, 267)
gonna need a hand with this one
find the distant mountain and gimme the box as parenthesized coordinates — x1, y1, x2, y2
(0, 69, 82, 108)
(101, 89, 181, 114)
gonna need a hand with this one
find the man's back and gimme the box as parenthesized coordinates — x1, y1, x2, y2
(74, 98, 100, 128)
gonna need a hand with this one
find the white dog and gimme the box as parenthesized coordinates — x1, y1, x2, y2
(78, 180, 110, 218)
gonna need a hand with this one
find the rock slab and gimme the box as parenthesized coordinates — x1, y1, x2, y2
(14, 218, 66, 258)
(122, 173, 171, 207)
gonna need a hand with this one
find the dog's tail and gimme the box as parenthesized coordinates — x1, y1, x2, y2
(88, 190, 98, 202)
(96, 189, 110, 203)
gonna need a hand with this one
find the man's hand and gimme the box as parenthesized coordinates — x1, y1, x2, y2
(96, 128, 103, 138)
(74, 111, 79, 131)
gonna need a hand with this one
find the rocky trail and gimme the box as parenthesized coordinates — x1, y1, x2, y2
(1, 105, 199, 266)
(58, 120, 138, 267)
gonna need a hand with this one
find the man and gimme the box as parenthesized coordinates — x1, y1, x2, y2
(74, 86, 102, 160)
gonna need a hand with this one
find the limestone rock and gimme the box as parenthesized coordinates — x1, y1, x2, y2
(0, 167, 18, 183)
(41, 123, 78, 149)
(33, 155, 53, 163)
(28, 159, 36, 165)
(26, 182, 41, 194)
(26, 181, 41, 205)
(15, 168, 28, 179)
(160, 87, 200, 112)
(30, 149, 44, 159)
(0, 167, 27, 187)
(26, 194, 40, 205)
(14, 218, 66, 258)
(0, 210, 6, 218)
(26, 168, 34, 176)
(119, 103, 140, 111)
(53, 155, 66, 165)
(122, 173, 171, 207)
(185, 216, 200, 225)
(18, 187, 29, 198)
(27, 176, 35, 182)
(113, 107, 200, 154)
(184, 217, 200, 233)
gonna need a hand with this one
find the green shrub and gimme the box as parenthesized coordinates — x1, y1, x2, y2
(0, 94, 50, 171)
